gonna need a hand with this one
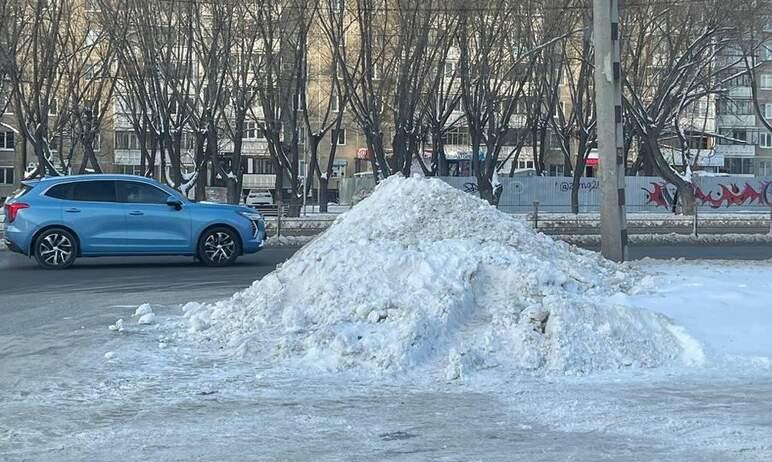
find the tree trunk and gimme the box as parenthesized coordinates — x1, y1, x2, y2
(570, 165, 583, 214)
(194, 134, 207, 201)
(319, 176, 329, 213)
(644, 135, 696, 215)
(228, 136, 244, 204)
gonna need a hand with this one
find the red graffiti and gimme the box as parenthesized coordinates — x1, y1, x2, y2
(643, 181, 771, 209)
(642, 182, 671, 208)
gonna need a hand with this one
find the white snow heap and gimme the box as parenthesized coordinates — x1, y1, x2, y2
(180, 176, 703, 377)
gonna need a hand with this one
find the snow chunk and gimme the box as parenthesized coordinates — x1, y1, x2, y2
(104, 352, 116, 360)
(109, 319, 125, 332)
(177, 176, 701, 377)
(133, 304, 153, 318)
(138, 313, 156, 325)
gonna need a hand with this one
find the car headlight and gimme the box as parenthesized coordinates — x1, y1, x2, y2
(238, 211, 264, 222)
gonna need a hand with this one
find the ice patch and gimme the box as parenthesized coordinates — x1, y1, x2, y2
(175, 176, 701, 378)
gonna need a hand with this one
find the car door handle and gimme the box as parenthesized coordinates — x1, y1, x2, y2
(129, 211, 144, 216)
(64, 208, 81, 213)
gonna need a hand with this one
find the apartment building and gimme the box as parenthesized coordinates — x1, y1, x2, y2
(714, 20, 772, 176)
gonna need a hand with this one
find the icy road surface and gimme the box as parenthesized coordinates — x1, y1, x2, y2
(1, 256, 772, 461)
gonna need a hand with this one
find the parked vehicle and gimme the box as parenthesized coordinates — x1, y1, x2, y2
(3, 174, 266, 269)
(245, 189, 274, 207)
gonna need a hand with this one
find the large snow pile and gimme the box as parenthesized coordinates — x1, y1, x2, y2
(180, 176, 703, 377)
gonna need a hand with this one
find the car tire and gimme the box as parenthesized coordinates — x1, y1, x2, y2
(198, 227, 240, 267)
(33, 228, 78, 270)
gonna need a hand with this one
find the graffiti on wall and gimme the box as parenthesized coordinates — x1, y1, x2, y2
(557, 180, 599, 193)
(643, 181, 772, 208)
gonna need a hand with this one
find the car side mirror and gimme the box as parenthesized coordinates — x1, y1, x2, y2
(166, 196, 183, 210)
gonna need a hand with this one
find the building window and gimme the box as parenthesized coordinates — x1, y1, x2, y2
(548, 164, 564, 176)
(0, 93, 12, 114)
(331, 91, 341, 112)
(1, 167, 14, 184)
(718, 128, 750, 145)
(764, 103, 772, 119)
(762, 45, 772, 62)
(115, 131, 139, 150)
(297, 125, 305, 145)
(688, 135, 709, 150)
(443, 126, 469, 146)
(718, 99, 753, 115)
(764, 17, 772, 32)
(243, 121, 263, 140)
(247, 157, 275, 174)
(49, 99, 58, 115)
(548, 132, 562, 150)
(444, 61, 457, 78)
(332, 159, 347, 177)
(761, 74, 772, 90)
(725, 73, 752, 88)
(331, 128, 346, 146)
(0, 131, 15, 150)
(725, 157, 754, 174)
(760, 132, 772, 149)
(518, 160, 535, 169)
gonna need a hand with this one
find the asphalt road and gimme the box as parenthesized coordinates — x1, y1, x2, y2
(0, 248, 298, 310)
(3, 243, 772, 303)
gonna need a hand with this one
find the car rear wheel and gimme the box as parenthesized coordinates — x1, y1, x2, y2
(198, 227, 240, 267)
(34, 228, 78, 269)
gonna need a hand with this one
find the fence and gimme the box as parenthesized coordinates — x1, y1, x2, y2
(340, 175, 772, 213)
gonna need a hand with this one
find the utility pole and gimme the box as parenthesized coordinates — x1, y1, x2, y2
(593, 0, 627, 262)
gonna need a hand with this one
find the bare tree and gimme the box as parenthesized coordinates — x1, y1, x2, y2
(548, 7, 596, 213)
(105, 0, 198, 192)
(7, 0, 97, 177)
(420, 15, 463, 177)
(220, 0, 265, 204)
(249, 0, 314, 216)
(186, 2, 234, 200)
(457, 0, 567, 203)
(67, 11, 121, 175)
(622, 0, 742, 214)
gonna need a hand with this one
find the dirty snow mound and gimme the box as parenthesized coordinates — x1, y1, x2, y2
(179, 176, 702, 377)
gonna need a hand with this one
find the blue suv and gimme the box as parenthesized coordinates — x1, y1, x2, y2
(3, 174, 266, 269)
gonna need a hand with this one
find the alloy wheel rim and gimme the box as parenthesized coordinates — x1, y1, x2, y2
(39, 233, 73, 266)
(204, 232, 235, 263)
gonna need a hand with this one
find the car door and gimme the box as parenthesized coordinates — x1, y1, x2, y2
(116, 180, 192, 254)
(59, 180, 128, 254)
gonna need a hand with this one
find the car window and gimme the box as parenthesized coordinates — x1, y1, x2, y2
(45, 183, 73, 200)
(8, 185, 32, 202)
(71, 181, 117, 202)
(117, 181, 169, 204)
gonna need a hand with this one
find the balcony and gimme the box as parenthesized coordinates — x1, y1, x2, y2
(728, 87, 752, 98)
(717, 114, 756, 127)
(662, 148, 724, 167)
(715, 144, 756, 157)
(243, 174, 276, 189)
(678, 116, 715, 132)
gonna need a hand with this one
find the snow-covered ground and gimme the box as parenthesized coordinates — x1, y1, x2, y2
(3, 177, 772, 460)
(2, 260, 771, 461)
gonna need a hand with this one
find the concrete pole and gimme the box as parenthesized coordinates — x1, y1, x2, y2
(593, 0, 628, 262)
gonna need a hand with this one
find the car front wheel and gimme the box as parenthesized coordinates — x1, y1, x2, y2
(198, 227, 240, 267)
(34, 228, 78, 269)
